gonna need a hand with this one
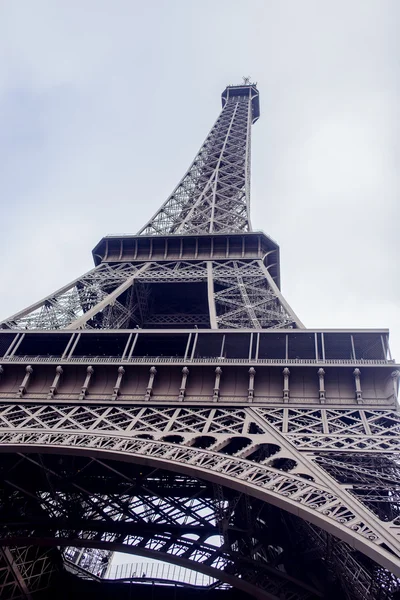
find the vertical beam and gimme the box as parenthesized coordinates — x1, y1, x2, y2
(220, 334, 226, 358)
(249, 332, 253, 360)
(255, 333, 260, 360)
(190, 332, 198, 360)
(244, 92, 252, 227)
(207, 262, 218, 329)
(351, 335, 356, 360)
(314, 333, 319, 361)
(128, 332, 139, 359)
(381, 335, 387, 360)
(122, 333, 133, 360)
(321, 332, 326, 361)
(184, 333, 192, 360)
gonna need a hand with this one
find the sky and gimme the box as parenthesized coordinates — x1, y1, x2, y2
(0, 0, 399, 359)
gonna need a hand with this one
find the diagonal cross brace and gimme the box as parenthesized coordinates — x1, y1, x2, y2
(65, 263, 150, 329)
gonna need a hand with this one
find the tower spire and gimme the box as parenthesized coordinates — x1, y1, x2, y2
(138, 83, 260, 236)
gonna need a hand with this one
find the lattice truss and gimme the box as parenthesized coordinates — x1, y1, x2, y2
(0, 546, 60, 599)
(287, 518, 400, 600)
(2, 405, 400, 555)
(0, 453, 381, 600)
(0, 262, 147, 331)
(0, 258, 298, 330)
(212, 259, 297, 328)
(253, 407, 400, 451)
(139, 87, 258, 236)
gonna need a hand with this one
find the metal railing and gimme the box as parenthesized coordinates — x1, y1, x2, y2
(108, 560, 219, 587)
(64, 553, 220, 588)
(1, 355, 394, 366)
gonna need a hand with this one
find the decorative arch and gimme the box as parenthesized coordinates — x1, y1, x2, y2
(0, 429, 398, 578)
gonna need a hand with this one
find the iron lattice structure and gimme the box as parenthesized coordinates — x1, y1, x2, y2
(139, 84, 259, 236)
(0, 82, 399, 600)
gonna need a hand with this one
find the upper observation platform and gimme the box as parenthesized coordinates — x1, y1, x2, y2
(221, 83, 260, 123)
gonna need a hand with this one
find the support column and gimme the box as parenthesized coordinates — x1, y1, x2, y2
(17, 365, 33, 398)
(48, 366, 63, 399)
(318, 368, 326, 403)
(145, 367, 157, 401)
(282, 368, 290, 403)
(79, 366, 94, 400)
(248, 367, 256, 402)
(112, 366, 125, 400)
(213, 367, 222, 402)
(353, 368, 362, 403)
(179, 367, 189, 401)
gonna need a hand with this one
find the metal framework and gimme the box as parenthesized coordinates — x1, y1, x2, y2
(139, 84, 259, 236)
(0, 258, 301, 331)
(0, 82, 399, 599)
(0, 546, 61, 599)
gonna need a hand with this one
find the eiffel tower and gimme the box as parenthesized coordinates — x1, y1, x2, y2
(0, 81, 399, 600)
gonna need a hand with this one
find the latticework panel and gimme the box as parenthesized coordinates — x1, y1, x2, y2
(212, 259, 299, 329)
(0, 257, 301, 330)
(1, 263, 147, 331)
(0, 546, 60, 599)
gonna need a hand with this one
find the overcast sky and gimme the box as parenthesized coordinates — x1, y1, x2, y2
(0, 0, 398, 359)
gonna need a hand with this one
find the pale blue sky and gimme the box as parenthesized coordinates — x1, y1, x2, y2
(0, 0, 398, 358)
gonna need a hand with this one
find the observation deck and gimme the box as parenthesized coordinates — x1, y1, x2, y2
(221, 84, 260, 123)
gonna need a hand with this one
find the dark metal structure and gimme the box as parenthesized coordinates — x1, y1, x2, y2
(0, 82, 399, 599)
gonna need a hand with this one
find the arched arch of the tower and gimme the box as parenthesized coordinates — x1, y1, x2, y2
(0, 435, 399, 588)
(0, 449, 328, 600)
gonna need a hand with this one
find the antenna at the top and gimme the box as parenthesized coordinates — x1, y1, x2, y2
(242, 76, 251, 85)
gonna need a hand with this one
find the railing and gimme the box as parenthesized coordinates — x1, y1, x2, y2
(64, 555, 220, 588)
(1, 355, 395, 366)
(107, 560, 219, 587)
